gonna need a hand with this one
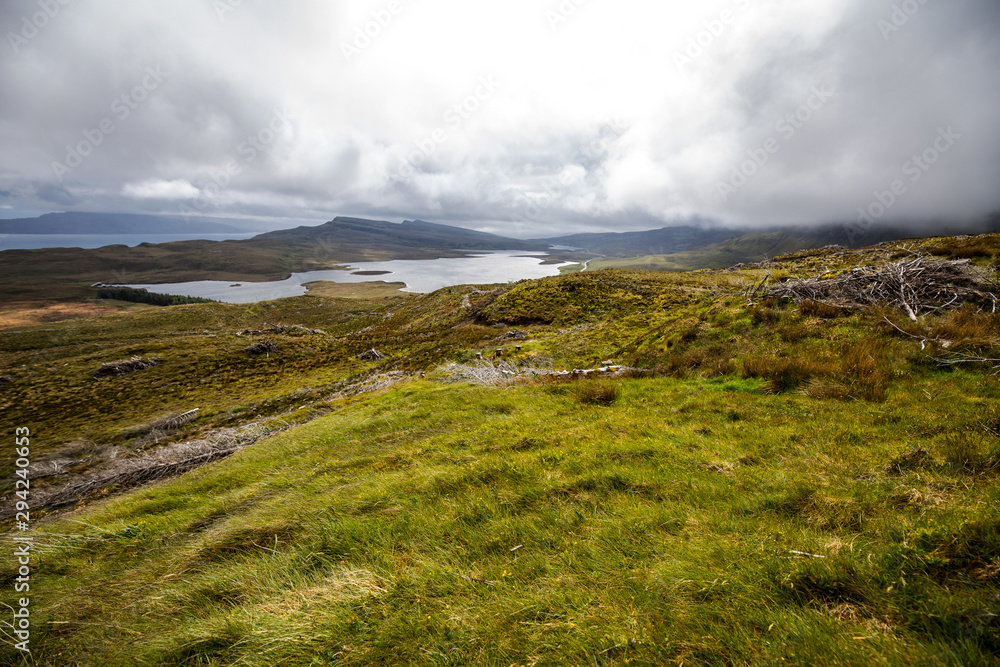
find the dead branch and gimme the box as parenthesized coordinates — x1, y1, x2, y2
(766, 257, 996, 320)
(94, 356, 161, 379)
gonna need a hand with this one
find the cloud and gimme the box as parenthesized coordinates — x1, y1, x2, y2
(122, 179, 200, 200)
(0, 0, 997, 236)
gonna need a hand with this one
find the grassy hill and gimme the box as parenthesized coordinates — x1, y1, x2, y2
(582, 230, 819, 272)
(1, 234, 1000, 665)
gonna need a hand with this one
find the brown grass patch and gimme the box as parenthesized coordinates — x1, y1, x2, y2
(303, 280, 411, 299)
(0, 301, 121, 328)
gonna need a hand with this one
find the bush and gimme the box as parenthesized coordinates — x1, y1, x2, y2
(930, 305, 1000, 350)
(749, 305, 779, 326)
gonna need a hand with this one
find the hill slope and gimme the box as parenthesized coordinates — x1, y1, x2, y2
(258, 217, 548, 252)
(2, 233, 1000, 665)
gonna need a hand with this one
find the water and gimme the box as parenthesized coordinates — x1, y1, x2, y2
(121, 251, 568, 303)
(0, 233, 258, 250)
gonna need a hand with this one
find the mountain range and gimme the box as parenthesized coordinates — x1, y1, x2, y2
(0, 212, 264, 235)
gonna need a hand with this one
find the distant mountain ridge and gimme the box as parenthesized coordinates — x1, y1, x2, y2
(0, 212, 249, 235)
(540, 225, 743, 256)
(540, 215, 1000, 258)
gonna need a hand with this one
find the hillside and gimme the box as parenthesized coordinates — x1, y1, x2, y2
(542, 224, 740, 256)
(568, 217, 1000, 266)
(585, 229, 846, 272)
(1, 234, 1000, 665)
(260, 217, 548, 252)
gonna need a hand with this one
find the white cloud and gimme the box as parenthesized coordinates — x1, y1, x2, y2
(121, 179, 199, 200)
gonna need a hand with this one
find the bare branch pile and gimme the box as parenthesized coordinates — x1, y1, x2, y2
(94, 356, 161, 379)
(237, 324, 325, 336)
(244, 340, 278, 356)
(765, 257, 997, 321)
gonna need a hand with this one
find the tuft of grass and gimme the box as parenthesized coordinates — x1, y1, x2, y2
(940, 433, 1000, 475)
(740, 355, 836, 394)
(572, 380, 620, 406)
(839, 338, 892, 402)
(800, 299, 848, 319)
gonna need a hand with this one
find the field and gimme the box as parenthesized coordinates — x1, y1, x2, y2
(1, 234, 999, 665)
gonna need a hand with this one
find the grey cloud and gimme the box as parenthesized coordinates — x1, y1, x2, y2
(0, 0, 997, 236)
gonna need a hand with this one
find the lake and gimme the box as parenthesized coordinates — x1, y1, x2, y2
(0, 233, 259, 250)
(121, 251, 569, 303)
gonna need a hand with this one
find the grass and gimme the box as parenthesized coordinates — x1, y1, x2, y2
(4, 374, 1000, 665)
(1, 233, 1000, 665)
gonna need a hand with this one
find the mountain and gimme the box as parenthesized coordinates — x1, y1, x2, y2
(541, 224, 743, 256)
(0, 212, 250, 235)
(542, 215, 1000, 260)
(256, 216, 549, 251)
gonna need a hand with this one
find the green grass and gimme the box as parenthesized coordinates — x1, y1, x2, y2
(4, 374, 1000, 665)
(2, 234, 1000, 665)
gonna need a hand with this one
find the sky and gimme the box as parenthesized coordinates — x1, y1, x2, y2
(1, 0, 998, 237)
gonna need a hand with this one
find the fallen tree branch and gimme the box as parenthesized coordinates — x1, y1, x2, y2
(766, 257, 997, 319)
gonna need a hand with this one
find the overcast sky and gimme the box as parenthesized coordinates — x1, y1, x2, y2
(1, 0, 998, 236)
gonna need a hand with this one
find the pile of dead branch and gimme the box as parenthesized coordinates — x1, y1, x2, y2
(244, 340, 278, 356)
(764, 257, 997, 321)
(237, 324, 325, 336)
(94, 356, 161, 379)
(497, 329, 529, 340)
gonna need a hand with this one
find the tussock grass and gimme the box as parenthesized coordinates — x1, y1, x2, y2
(572, 380, 620, 406)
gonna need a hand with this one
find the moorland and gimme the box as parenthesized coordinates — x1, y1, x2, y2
(0, 227, 999, 665)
